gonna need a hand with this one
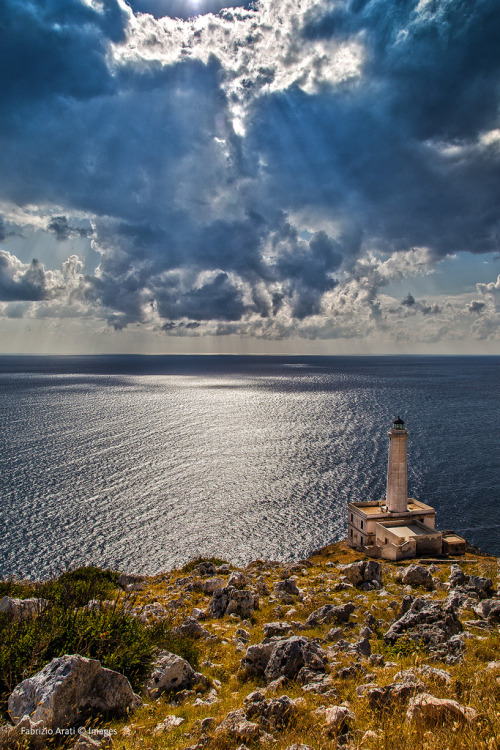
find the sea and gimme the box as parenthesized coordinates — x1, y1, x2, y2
(0, 355, 498, 578)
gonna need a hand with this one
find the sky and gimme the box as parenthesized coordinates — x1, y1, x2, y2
(0, 0, 499, 355)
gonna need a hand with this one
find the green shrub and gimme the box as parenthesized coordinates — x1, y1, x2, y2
(37, 566, 119, 608)
(0, 567, 200, 720)
(0, 580, 35, 600)
(380, 635, 424, 659)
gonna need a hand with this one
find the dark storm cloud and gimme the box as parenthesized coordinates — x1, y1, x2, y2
(401, 293, 415, 307)
(47, 216, 90, 242)
(155, 272, 246, 321)
(1, 0, 499, 334)
(0, 0, 125, 123)
(468, 300, 485, 314)
(0, 253, 50, 302)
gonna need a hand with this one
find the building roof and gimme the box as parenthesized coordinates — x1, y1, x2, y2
(379, 523, 440, 538)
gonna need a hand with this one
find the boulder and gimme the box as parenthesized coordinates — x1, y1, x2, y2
(264, 636, 327, 683)
(430, 634, 466, 664)
(274, 578, 300, 596)
(384, 598, 461, 648)
(0, 715, 46, 750)
(202, 578, 224, 594)
(228, 572, 251, 590)
(300, 672, 336, 696)
(239, 642, 277, 679)
(324, 705, 355, 736)
(174, 616, 211, 639)
(407, 693, 477, 724)
(216, 710, 260, 742)
(0, 597, 49, 620)
(341, 561, 382, 587)
(416, 665, 452, 685)
(365, 679, 426, 709)
(195, 562, 217, 576)
(208, 587, 258, 619)
(448, 565, 468, 588)
(401, 564, 434, 590)
(244, 692, 298, 731)
(263, 622, 294, 638)
(144, 651, 198, 699)
(474, 599, 500, 623)
(117, 573, 145, 591)
(466, 575, 494, 599)
(305, 603, 355, 628)
(7, 655, 140, 730)
(226, 590, 259, 618)
(448, 567, 494, 599)
(135, 602, 168, 624)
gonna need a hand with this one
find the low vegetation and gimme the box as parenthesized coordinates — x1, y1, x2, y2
(1, 546, 500, 750)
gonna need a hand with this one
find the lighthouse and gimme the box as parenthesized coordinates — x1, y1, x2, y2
(346, 417, 449, 560)
(386, 416, 408, 514)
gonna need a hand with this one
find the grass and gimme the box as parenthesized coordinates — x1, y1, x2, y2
(0, 566, 201, 721)
(2, 544, 500, 750)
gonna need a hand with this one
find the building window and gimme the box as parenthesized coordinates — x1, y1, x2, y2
(360, 520, 364, 530)
(350, 513, 353, 522)
(385, 538, 388, 544)
(349, 529, 353, 537)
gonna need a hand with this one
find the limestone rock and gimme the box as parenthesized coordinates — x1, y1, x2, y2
(153, 715, 184, 734)
(305, 602, 355, 628)
(449, 565, 468, 588)
(300, 672, 336, 695)
(0, 596, 49, 620)
(208, 587, 258, 619)
(384, 597, 461, 648)
(8, 655, 140, 730)
(407, 693, 477, 724)
(175, 616, 211, 639)
(135, 602, 168, 624)
(216, 710, 260, 742)
(340, 561, 382, 587)
(244, 692, 298, 731)
(416, 665, 453, 685)
(255, 576, 270, 596)
(0, 715, 47, 749)
(284, 746, 315, 750)
(324, 705, 355, 735)
(274, 578, 300, 596)
(264, 636, 327, 683)
(228, 572, 251, 590)
(365, 679, 426, 709)
(117, 573, 145, 592)
(475, 599, 500, 623)
(239, 642, 277, 679)
(401, 564, 434, 590)
(144, 651, 197, 699)
(263, 622, 294, 638)
(195, 562, 217, 576)
(430, 633, 466, 663)
(202, 578, 224, 594)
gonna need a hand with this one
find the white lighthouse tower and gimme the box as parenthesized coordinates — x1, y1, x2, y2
(386, 416, 408, 514)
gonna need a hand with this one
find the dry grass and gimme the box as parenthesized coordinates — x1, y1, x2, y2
(4, 543, 500, 750)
